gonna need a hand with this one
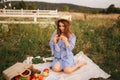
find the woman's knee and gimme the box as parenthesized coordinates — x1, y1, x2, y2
(52, 66, 61, 72)
(52, 61, 61, 72)
(63, 68, 72, 74)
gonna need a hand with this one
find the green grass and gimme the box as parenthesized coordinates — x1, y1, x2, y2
(0, 17, 120, 80)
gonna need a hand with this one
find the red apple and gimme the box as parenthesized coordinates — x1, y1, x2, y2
(31, 76, 36, 80)
(32, 78, 36, 80)
(38, 74, 44, 80)
(43, 68, 49, 73)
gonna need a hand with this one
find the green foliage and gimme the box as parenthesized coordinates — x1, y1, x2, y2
(63, 5, 69, 11)
(13, 1, 36, 9)
(71, 18, 120, 80)
(101, 4, 120, 13)
(16, 0, 26, 9)
(32, 58, 44, 64)
(107, 4, 116, 13)
(27, 3, 37, 10)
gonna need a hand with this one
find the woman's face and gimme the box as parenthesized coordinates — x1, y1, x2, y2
(59, 22, 65, 33)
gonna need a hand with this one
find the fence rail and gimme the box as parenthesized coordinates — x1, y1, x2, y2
(0, 9, 72, 24)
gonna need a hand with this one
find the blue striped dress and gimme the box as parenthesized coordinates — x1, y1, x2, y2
(49, 32, 76, 70)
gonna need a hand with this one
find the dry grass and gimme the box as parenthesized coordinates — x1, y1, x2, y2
(59, 12, 120, 20)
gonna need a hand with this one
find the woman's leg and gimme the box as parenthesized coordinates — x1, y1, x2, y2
(63, 61, 87, 74)
(52, 61, 62, 72)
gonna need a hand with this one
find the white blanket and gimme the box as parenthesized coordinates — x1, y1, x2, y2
(32, 51, 110, 80)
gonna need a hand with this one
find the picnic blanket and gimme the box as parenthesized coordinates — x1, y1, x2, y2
(32, 51, 110, 80)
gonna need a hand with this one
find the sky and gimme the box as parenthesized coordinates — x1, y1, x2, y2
(6, 0, 120, 8)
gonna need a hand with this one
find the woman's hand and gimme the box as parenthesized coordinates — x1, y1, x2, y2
(53, 35, 59, 44)
(60, 35, 69, 47)
(60, 35, 67, 42)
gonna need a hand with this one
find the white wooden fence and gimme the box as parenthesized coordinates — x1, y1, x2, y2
(0, 9, 72, 24)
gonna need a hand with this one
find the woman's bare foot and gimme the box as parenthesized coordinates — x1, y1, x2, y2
(76, 61, 87, 68)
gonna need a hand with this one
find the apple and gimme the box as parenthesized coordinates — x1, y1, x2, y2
(31, 76, 36, 80)
(34, 73, 39, 78)
(42, 72, 48, 77)
(27, 75, 31, 80)
(43, 68, 49, 73)
(38, 74, 44, 80)
(32, 78, 36, 80)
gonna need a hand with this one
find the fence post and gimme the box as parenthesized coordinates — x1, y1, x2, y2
(56, 9, 58, 13)
(37, 9, 39, 15)
(3, 8, 6, 15)
(21, 8, 23, 15)
(34, 13, 37, 23)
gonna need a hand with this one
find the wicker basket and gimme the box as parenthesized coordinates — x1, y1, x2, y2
(2, 62, 32, 80)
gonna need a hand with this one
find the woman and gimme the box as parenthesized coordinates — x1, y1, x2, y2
(49, 19, 86, 74)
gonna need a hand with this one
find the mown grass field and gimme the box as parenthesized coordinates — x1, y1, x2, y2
(0, 15, 120, 80)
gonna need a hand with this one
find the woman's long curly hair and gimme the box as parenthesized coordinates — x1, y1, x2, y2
(55, 19, 72, 39)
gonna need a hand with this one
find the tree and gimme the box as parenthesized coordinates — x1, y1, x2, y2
(106, 4, 120, 13)
(107, 4, 115, 13)
(63, 5, 69, 11)
(0, 0, 7, 8)
(14, 0, 26, 9)
(27, 3, 36, 10)
(19, 0, 26, 9)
